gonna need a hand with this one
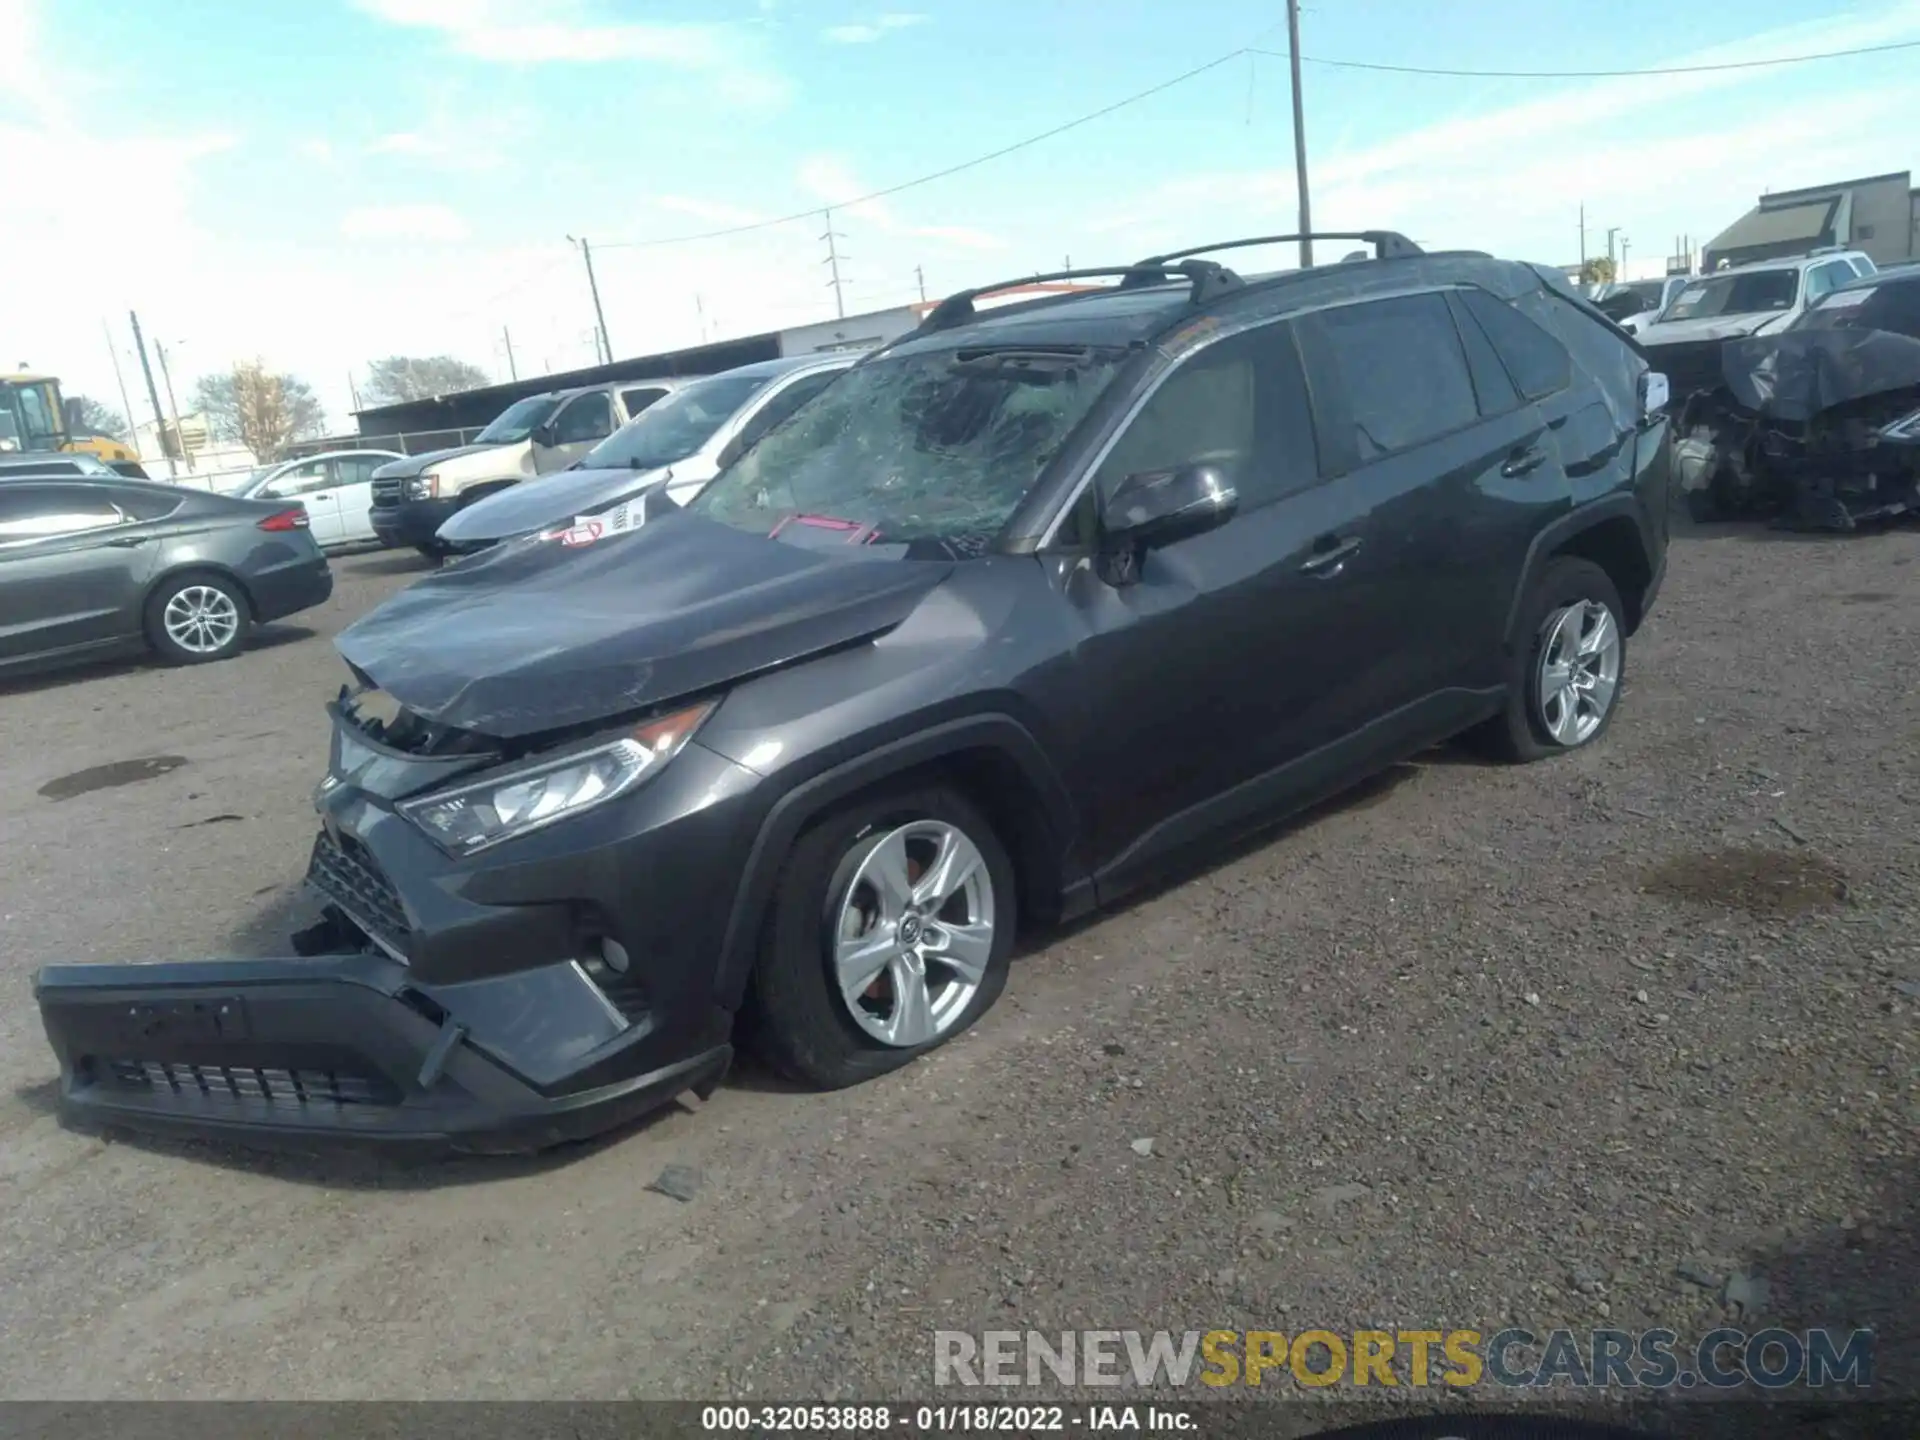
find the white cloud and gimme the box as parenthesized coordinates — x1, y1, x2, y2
(352, 0, 789, 106)
(299, 138, 340, 167)
(368, 130, 438, 156)
(797, 154, 1007, 250)
(823, 12, 927, 44)
(655, 194, 765, 227)
(340, 203, 471, 241)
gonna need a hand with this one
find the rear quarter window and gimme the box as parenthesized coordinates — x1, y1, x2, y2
(1458, 288, 1572, 400)
(1515, 288, 1644, 421)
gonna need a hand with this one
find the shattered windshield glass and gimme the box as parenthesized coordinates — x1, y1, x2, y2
(689, 345, 1125, 555)
(1593, 281, 1666, 321)
(581, 373, 769, 470)
(475, 395, 561, 444)
(1663, 269, 1798, 321)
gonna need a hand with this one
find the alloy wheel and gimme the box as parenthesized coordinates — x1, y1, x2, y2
(162, 585, 241, 655)
(1536, 599, 1621, 746)
(832, 820, 996, 1048)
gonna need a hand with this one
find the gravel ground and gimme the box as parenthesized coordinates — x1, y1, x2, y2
(0, 522, 1913, 1409)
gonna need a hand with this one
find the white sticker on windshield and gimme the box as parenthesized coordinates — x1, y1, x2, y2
(1820, 288, 1874, 309)
(1675, 287, 1707, 305)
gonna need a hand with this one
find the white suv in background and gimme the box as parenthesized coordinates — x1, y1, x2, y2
(1641, 249, 1877, 344)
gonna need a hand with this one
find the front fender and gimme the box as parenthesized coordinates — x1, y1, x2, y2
(711, 713, 1081, 1009)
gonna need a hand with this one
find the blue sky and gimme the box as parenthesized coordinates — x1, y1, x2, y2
(8, 0, 1920, 433)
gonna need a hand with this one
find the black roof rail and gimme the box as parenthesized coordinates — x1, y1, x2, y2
(1135, 230, 1425, 267)
(915, 261, 1243, 335)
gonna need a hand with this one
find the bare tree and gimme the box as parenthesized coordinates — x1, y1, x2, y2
(362, 355, 490, 406)
(63, 394, 128, 439)
(192, 362, 326, 462)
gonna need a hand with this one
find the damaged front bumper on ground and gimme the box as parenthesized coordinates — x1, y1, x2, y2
(34, 951, 732, 1156)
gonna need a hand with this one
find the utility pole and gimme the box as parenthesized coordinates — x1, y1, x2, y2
(501, 326, 518, 381)
(915, 266, 926, 303)
(695, 294, 709, 343)
(101, 318, 139, 457)
(348, 371, 363, 412)
(821, 208, 847, 320)
(1579, 204, 1588, 271)
(1606, 226, 1621, 277)
(127, 310, 176, 479)
(566, 235, 611, 363)
(153, 340, 194, 471)
(1620, 235, 1631, 277)
(1286, 0, 1313, 269)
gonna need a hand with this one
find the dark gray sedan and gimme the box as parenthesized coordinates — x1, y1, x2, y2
(0, 478, 333, 675)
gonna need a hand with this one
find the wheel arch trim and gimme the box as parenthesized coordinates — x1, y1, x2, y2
(711, 713, 1081, 1010)
(1502, 495, 1653, 648)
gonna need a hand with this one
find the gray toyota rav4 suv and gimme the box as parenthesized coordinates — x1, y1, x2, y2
(35, 232, 1672, 1156)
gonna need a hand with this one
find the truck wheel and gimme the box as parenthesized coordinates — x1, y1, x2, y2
(145, 571, 252, 665)
(1473, 557, 1626, 764)
(744, 785, 1016, 1089)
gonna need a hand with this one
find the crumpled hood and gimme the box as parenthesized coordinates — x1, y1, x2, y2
(1641, 313, 1778, 347)
(335, 511, 953, 738)
(437, 463, 670, 544)
(371, 442, 504, 480)
(1721, 326, 1920, 423)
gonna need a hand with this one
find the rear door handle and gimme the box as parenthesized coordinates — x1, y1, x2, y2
(1300, 534, 1362, 576)
(1502, 444, 1547, 477)
(311, 492, 332, 501)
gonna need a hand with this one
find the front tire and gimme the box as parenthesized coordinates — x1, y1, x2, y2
(144, 572, 252, 665)
(1474, 556, 1626, 763)
(744, 785, 1016, 1089)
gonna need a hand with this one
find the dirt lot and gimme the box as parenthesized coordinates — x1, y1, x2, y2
(0, 525, 1915, 1403)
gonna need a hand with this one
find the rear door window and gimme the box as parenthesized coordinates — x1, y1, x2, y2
(1458, 288, 1573, 400)
(1296, 293, 1479, 470)
(1445, 292, 1521, 417)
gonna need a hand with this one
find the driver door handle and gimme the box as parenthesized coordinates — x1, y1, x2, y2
(1502, 444, 1547, 477)
(1300, 534, 1362, 576)
(311, 492, 332, 500)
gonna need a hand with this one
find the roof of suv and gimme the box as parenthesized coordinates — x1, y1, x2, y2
(879, 233, 1565, 360)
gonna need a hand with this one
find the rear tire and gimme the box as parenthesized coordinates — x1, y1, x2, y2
(1473, 556, 1626, 763)
(144, 571, 252, 665)
(744, 785, 1016, 1089)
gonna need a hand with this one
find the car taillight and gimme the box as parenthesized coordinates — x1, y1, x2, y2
(257, 508, 309, 532)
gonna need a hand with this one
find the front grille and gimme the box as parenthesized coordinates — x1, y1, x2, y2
(371, 477, 403, 508)
(307, 828, 410, 956)
(101, 1058, 396, 1107)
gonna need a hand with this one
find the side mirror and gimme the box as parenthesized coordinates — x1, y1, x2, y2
(530, 421, 557, 448)
(1100, 464, 1236, 574)
(1640, 371, 1670, 419)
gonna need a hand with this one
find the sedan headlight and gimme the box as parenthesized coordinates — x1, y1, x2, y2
(405, 473, 440, 500)
(397, 701, 714, 855)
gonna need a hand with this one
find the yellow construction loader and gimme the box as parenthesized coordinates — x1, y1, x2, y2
(0, 370, 149, 476)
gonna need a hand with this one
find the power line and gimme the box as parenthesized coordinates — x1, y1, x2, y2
(1249, 35, 1920, 79)
(595, 47, 1250, 252)
(588, 34, 1919, 257)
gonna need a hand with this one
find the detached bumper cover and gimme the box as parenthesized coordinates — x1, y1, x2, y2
(33, 952, 730, 1156)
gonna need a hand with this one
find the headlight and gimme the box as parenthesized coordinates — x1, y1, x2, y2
(405, 473, 440, 500)
(397, 700, 714, 855)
